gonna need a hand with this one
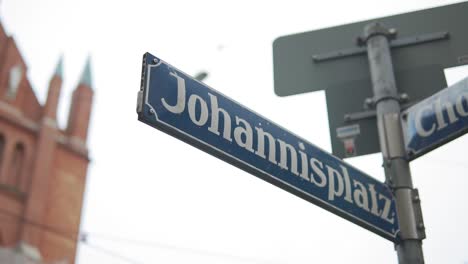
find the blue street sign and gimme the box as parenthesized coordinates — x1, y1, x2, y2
(403, 76, 468, 160)
(137, 52, 399, 241)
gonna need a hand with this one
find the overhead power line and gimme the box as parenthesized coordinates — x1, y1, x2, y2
(82, 231, 283, 264)
(0, 208, 280, 263)
(81, 241, 146, 264)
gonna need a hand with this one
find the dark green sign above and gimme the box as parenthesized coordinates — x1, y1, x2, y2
(273, 1, 468, 97)
(273, 2, 468, 158)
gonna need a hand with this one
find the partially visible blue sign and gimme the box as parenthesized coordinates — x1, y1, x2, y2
(403, 76, 468, 159)
(137, 52, 399, 241)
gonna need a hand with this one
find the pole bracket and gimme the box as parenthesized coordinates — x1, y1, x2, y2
(395, 189, 426, 241)
(384, 158, 412, 189)
(344, 99, 415, 123)
(357, 22, 397, 46)
(363, 92, 410, 111)
(312, 31, 449, 63)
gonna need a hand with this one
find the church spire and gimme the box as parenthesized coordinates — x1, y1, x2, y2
(66, 55, 94, 144)
(44, 56, 64, 121)
(79, 56, 92, 88)
(54, 55, 64, 78)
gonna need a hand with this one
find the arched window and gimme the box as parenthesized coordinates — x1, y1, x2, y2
(8, 143, 25, 187)
(7, 64, 23, 99)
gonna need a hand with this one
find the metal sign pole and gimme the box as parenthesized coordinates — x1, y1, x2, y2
(359, 23, 426, 263)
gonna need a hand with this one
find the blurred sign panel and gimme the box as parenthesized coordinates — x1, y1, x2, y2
(403, 76, 468, 159)
(273, 1, 468, 97)
(137, 52, 399, 241)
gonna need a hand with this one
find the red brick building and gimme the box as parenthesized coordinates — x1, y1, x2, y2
(0, 20, 93, 263)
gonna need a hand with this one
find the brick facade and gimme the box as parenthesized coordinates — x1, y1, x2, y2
(0, 21, 93, 263)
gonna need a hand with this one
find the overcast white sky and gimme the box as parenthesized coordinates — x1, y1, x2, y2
(2, 0, 468, 263)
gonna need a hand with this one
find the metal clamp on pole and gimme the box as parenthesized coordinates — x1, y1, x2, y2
(361, 22, 425, 264)
(412, 189, 426, 240)
(394, 188, 426, 240)
(357, 23, 397, 46)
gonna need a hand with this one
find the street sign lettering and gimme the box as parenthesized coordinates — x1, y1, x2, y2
(403, 76, 468, 159)
(137, 52, 399, 241)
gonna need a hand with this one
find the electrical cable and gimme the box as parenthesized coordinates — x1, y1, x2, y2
(0, 208, 145, 263)
(80, 241, 146, 264)
(82, 231, 282, 264)
(0, 208, 280, 264)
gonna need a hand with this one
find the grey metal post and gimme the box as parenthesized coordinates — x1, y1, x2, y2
(359, 23, 425, 263)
